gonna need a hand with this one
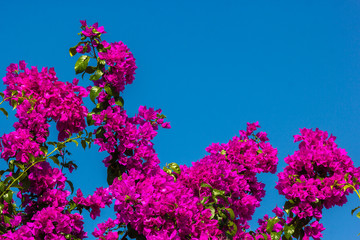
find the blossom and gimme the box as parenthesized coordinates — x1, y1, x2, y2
(276, 128, 360, 220)
(81, 22, 106, 38)
(98, 41, 137, 92)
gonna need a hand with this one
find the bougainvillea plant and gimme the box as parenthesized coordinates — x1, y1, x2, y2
(0, 21, 359, 240)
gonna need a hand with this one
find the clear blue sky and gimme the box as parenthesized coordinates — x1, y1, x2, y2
(1, 1, 360, 239)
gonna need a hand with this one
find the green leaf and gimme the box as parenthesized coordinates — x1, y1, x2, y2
(0, 108, 8, 118)
(10, 183, 23, 189)
(47, 142, 56, 146)
(4, 175, 14, 184)
(225, 208, 235, 220)
(270, 231, 282, 240)
(107, 163, 122, 185)
(87, 112, 95, 126)
(18, 170, 28, 181)
(0, 92, 4, 99)
(75, 55, 90, 74)
(66, 180, 75, 194)
(226, 220, 238, 237)
(114, 97, 124, 107)
(342, 185, 352, 192)
(69, 47, 77, 57)
(212, 188, 225, 197)
(29, 154, 36, 163)
(89, 70, 103, 81)
(104, 85, 113, 97)
(97, 44, 105, 52)
(163, 166, 172, 175)
(13, 162, 24, 170)
(201, 183, 213, 190)
(85, 66, 97, 74)
(218, 209, 227, 219)
(81, 140, 87, 150)
(3, 191, 13, 204)
(21, 175, 30, 190)
(284, 201, 293, 214)
(283, 224, 295, 238)
(71, 140, 79, 147)
(9, 160, 14, 172)
(352, 206, 360, 216)
(57, 142, 66, 150)
(95, 127, 106, 139)
(356, 212, 360, 219)
(90, 86, 102, 103)
(68, 200, 77, 212)
(207, 205, 216, 219)
(168, 162, 181, 174)
(216, 194, 229, 204)
(261, 233, 268, 240)
(40, 146, 48, 155)
(98, 58, 106, 66)
(11, 99, 18, 110)
(266, 217, 280, 233)
(3, 215, 11, 224)
(220, 149, 226, 155)
(49, 156, 60, 167)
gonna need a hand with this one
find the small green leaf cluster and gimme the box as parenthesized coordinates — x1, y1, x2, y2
(0, 90, 37, 119)
(200, 183, 237, 239)
(163, 162, 181, 181)
(70, 24, 110, 80)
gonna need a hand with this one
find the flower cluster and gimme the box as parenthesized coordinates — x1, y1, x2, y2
(2, 61, 88, 145)
(98, 41, 137, 92)
(93, 105, 170, 176)
(275, 128, 360, 219)
(0, 62, 88, 238)
(178, 122, 278, 238)
(110, 168, 222, 239)
(2, 207, 87, 240)
(80, 20, 106, 38)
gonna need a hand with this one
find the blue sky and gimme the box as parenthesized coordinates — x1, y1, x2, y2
(1, 0, 360, 239)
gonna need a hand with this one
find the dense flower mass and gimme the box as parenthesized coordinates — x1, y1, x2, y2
(177, 122, 278, 238)
(0, 61, 89, 239)
(275, 128, 360, 220)
(93, 105, 171, 175)
(98, 41, 137, 92)
(2, 207, 87, 240)
(2, 61, 88, 144)
(110, 169, 222, 239)
(106, 123, 278, 239)
(0, 160, 88, 240)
